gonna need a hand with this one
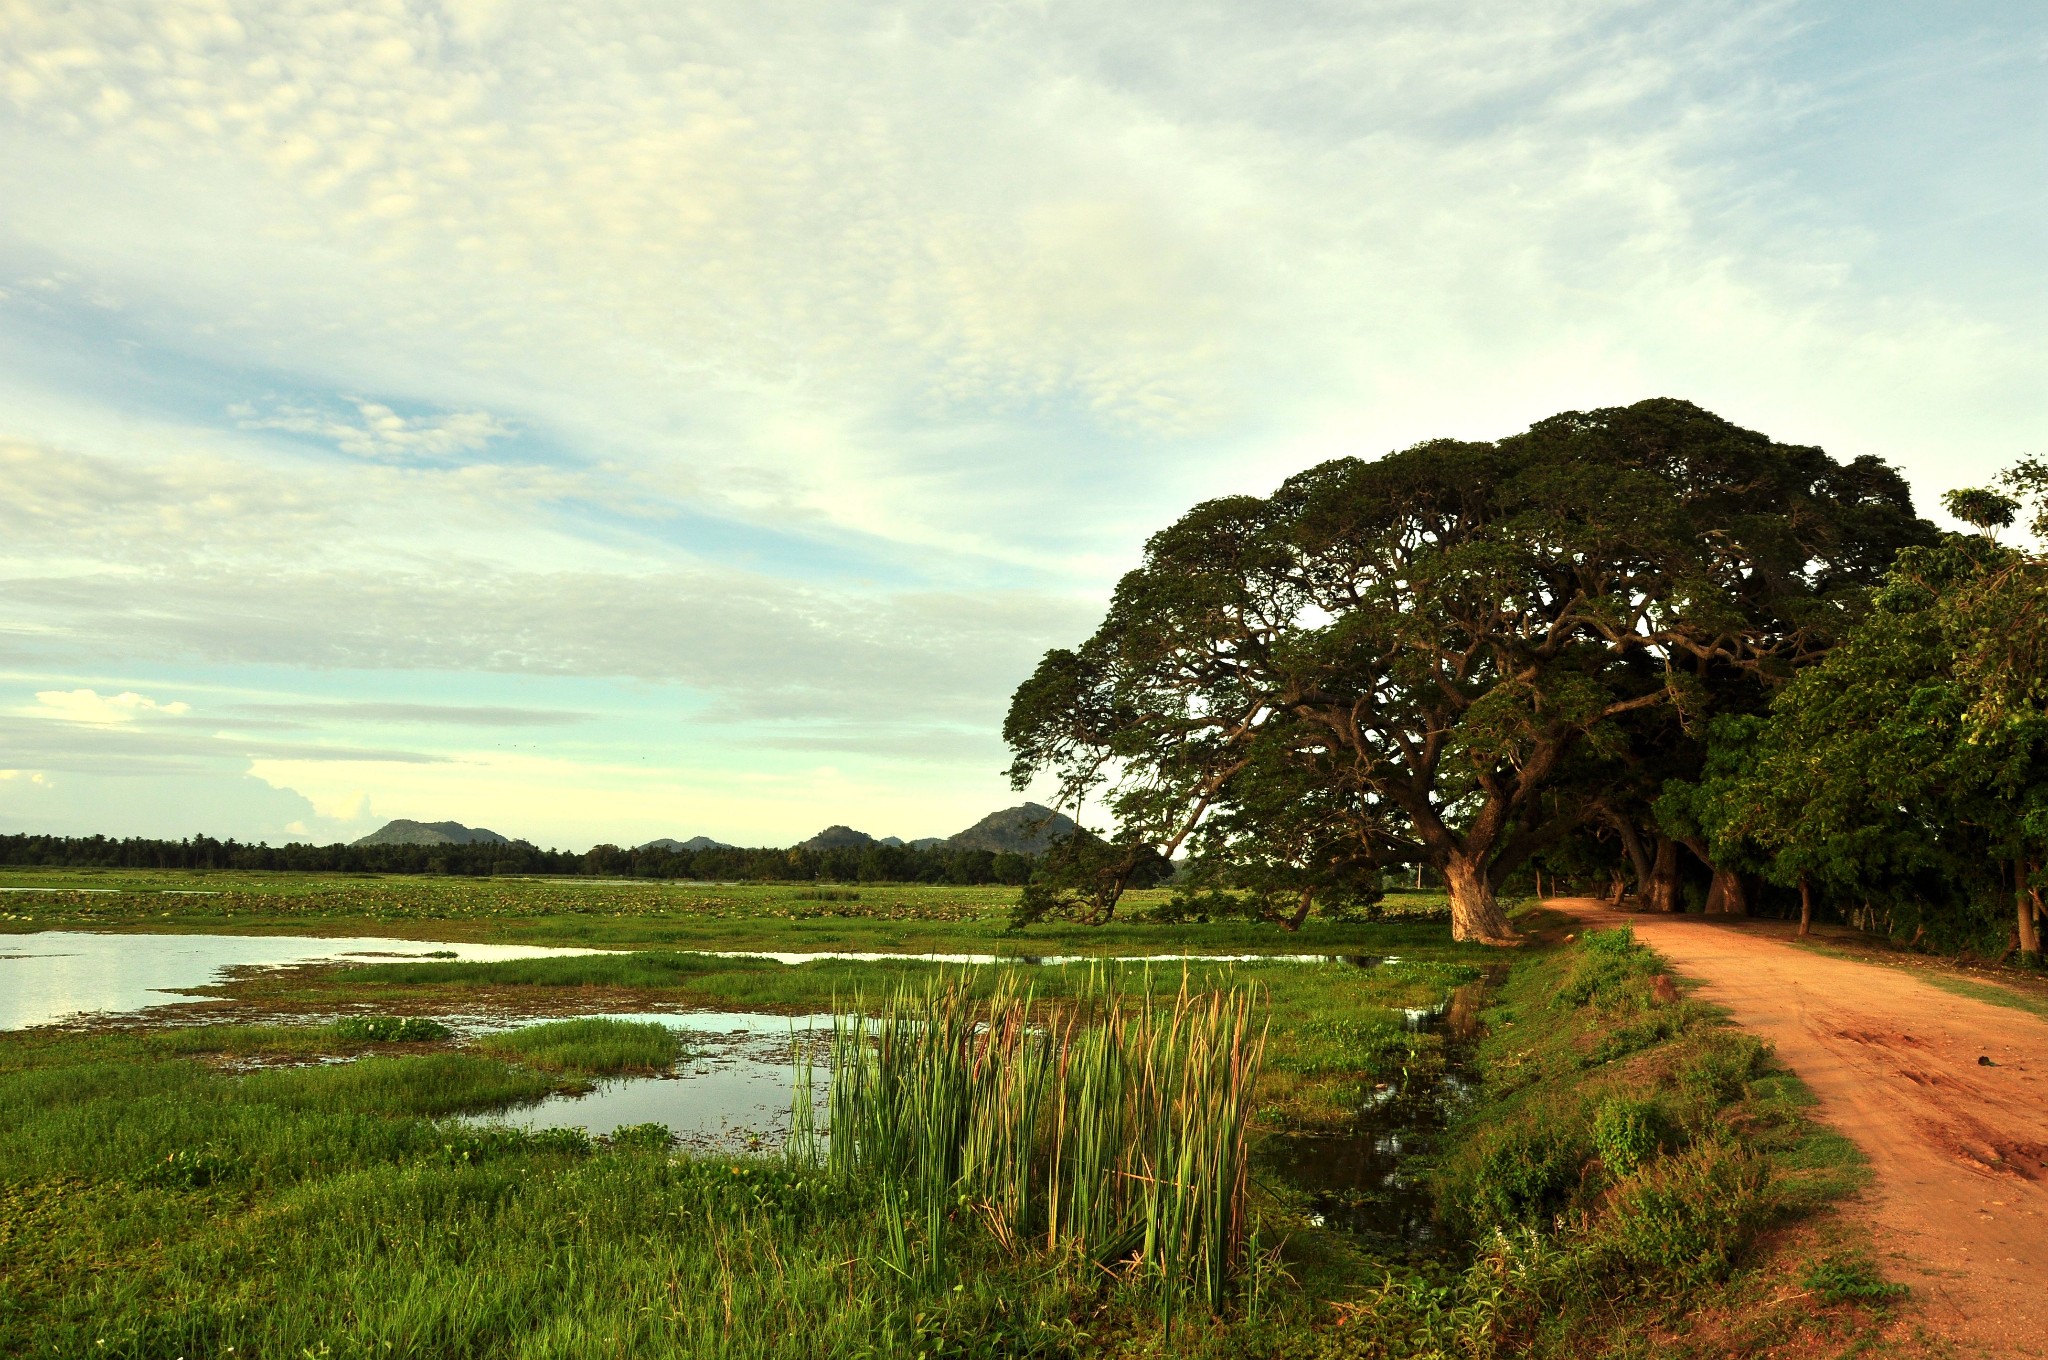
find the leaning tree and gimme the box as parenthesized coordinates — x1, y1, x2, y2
(1004, 399, 1928, 942)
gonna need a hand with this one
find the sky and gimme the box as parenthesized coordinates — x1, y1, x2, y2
(1, 0, 2042, 851)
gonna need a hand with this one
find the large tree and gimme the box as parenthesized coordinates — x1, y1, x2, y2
(1691, 465, 2048, 957)
(1004, 399, 1928, 942)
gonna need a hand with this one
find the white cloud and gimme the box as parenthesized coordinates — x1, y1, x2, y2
(32, 688, 190, 724)
(230, 399, 511, 461)
(0, 769, 51, 785)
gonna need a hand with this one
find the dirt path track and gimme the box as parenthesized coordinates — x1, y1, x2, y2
(1549, 900, 2048, 1359)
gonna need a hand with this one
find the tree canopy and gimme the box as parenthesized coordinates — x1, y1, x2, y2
(1005, 399, 1929, 942)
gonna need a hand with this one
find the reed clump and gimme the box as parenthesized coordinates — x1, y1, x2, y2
(803, 971, 1266, 1317)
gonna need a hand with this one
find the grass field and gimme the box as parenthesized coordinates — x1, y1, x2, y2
(0, 875, 1917, 1357)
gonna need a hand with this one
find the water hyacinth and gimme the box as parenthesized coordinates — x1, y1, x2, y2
(798, 970, 1266, 1316)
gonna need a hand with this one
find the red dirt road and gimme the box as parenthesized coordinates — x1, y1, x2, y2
(1550, 900, 2048, 1359)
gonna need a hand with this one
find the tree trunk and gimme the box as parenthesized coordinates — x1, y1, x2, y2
(1703, 867, 1748, 916)
(1608, 816, 1653, 901)
(1641, 836, 1681, 913)
(1607, 870, 1626, 904)
(1798, 876, 1813, 937)
(1282, 888, 1314, 933)
(2019, 859, 2042, 962)
(1443, 853, 1517, 944)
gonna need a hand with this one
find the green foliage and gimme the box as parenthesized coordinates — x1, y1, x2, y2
(474, 1018, 684, 1074)
(1552, 926, 1659, 1008)
(331, 1014, 453, 1043)
(820, 972, 1266, 1316)
(1801, 1249, 1910, 1304)
(1003, 399, 1929, 937)
(1591, 1095, 1661, 1176)
(1458, 1117, 1593, 1232)
(1600, 1141, 1770, 1289)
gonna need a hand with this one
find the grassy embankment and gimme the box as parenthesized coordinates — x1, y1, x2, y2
(1301, 912, 1910, 1360)
(0, 879, 1912, 1357)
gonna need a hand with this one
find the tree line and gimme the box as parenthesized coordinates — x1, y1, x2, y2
(0, 833, 1042, 886)
(1005, 399, 2048, 960)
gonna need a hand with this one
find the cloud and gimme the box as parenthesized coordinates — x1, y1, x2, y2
(0, 769, 51, 785)
(32, 688, 190, 724)
(226, 701, 589, 728)
(230, 399, 511, 461)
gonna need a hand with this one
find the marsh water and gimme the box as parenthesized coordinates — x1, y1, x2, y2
(1257, 977, 1491, 1251)
(0, 931, 1382, 1031)
(2, 930, 1481, 1248)
(460, 1011, 830, 1152)
(0, 931, 606, 1030)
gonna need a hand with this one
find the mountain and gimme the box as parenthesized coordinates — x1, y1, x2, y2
(351, 819, 510, 847)
(800, 825, 876, 851)
(877, 836, 906, 848)
(638, 836, 735, 852)
(907, 837, 946, 850)
(944, 803, 1081, 855)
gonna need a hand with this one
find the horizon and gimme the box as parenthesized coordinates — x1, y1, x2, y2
(4, 1, 2043, 847)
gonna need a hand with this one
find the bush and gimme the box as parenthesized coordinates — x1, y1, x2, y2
(332, 1015, 453, 1043)
(1601, 1141, 1770, 1288)
(1454, 1114, 1592, 1233)
(1592, 1095, 1661, 1177)
(1676, 1030, 1768, 1119)
(1553, 928, 1659, 1009)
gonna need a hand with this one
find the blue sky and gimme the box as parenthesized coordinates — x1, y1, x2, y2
(1, 0, 2041, 849)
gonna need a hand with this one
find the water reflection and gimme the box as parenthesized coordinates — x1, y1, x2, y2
(1260, 976, 1493, 1252)
(0, 932, 604, 1031)
(459, 1011, 829, 1152)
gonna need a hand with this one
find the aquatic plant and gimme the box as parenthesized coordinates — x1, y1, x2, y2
(332, 1015, 453, 1043)
(813, 971, 1266, 1316)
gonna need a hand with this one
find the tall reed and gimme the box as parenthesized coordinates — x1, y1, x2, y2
(805, 971, 1266, 1313)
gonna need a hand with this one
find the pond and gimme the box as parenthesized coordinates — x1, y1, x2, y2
(0, 931, 606, 1030)
(459, 1011, 828, 1153)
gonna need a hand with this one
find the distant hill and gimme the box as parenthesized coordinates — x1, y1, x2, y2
(907, 837, 946, 850)
(945, 803, 1080, 855)
(352, 819, 509, 848)
(638, 836, 735, 852)
(800, 825, 876, 851)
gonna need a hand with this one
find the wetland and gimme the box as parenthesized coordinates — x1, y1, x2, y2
(0, 874, 1893, 1358)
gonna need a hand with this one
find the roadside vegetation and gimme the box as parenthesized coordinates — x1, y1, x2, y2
(0, 892, 1910, 1358)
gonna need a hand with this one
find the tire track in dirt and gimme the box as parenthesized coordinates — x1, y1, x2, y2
(1549, 899, 2048, 1359)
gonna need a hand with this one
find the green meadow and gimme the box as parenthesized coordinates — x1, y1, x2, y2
(0, 877, 1907, 1357)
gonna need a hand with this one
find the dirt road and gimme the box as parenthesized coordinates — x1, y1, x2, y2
(1550, 900, 2048, 1357)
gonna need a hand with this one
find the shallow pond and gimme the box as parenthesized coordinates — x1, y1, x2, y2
(460, 1011, 828, 1152)
(0, 931, 606, 1030)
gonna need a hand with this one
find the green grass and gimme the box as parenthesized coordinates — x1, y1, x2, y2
(0, 876, 1902, 1357)
(474, 1018, 685, 1074)
(1793, 938, 2048, 1019)
(0, 867, 1453, 954)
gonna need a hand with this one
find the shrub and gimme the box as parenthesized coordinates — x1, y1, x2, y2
(332, 1015, 453, 1043)
(1675, 1030, 1768, 1120)
(1592, 1095, 1661, 1177)
(1601, 1141, 1769, 1288)
(1553, 929, 1659, 1009)
(1452, 1113, 1593, 1233)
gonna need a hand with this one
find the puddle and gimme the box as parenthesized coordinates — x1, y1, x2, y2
(1260, 975, 1494, 1253)
(459, 1011, 829, 1152)
(0, 932, 606, 1031)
